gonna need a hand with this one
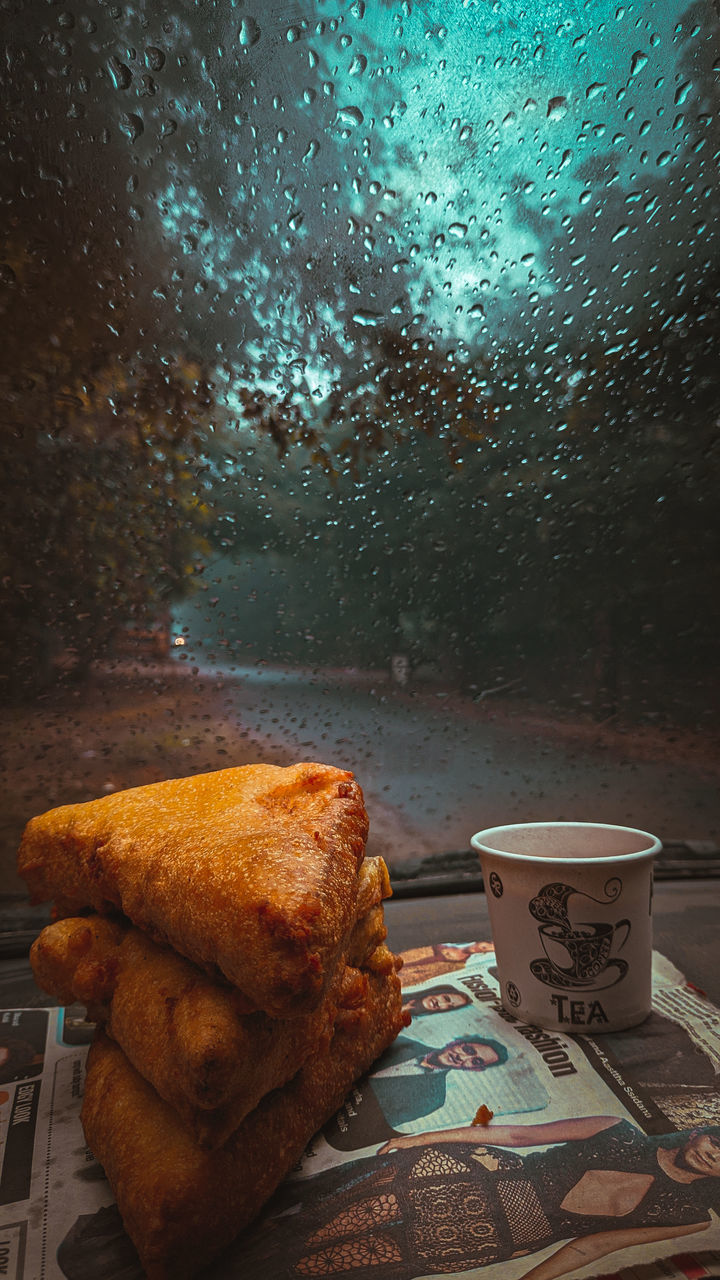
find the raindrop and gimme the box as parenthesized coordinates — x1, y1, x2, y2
(350, 0, 365, 16)
(108, 57, 132, 90)
(119, 112, 144, 141)
(352, 310, 383, 327)
(547, 96, 568, 120)
(586, 82, 606, 99)
(145, 47, 166, 71)
(239, 17, 261, 47)
(459, 124, 472, 142)
(448, 223, 468, 238)
(302, 139, 320, 162)
(39, 165, 64, 185)
(656, 151, 672, 166)
(674, 80, 692, 106)
(611, 224, 629, 241)
(335, 106, 364, 128)
(349, 54, 367, 75)
(288, 210, 304, 231)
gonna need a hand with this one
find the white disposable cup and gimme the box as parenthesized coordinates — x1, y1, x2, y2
(470, 822, 661, 1034)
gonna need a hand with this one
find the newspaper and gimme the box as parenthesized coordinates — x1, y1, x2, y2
(1, 947, 720, 1280)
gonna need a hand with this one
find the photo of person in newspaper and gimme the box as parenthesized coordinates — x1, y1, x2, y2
(370, 1033, 508, 1126)
(324, 1031, 512, 1151)
(233, 1116, 720, 1280)
(399, 942, 494, 987)
(0, 1010, 47, 1084)
(402, 985, 472, 1019)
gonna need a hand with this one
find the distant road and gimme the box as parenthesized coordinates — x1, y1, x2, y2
(2, 656, 718, 894)
(154, 655, 720, 866)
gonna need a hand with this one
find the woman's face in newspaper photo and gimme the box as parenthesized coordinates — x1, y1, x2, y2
(408, 989, 472, 1016)
(677, 1131, 720, 1178)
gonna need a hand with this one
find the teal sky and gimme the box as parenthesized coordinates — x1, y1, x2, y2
(130, 0, 718, 405)
(14, 0, 716, 407)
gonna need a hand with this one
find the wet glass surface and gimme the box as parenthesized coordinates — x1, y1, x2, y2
(1, 0, 719, 900)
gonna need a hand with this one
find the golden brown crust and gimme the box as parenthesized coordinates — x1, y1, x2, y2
(18, 762, 369, 1017)
(81, 966, 405, 1280)
(31, 906, 392, 1147)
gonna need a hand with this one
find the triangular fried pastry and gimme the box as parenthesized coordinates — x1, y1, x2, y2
(18, 762, 369, 1017)
(80, 965, 405, 1280)
(30, 888, 391, 1147)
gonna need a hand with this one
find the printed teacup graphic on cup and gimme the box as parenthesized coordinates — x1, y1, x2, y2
(536, 916, 630, 989)
(530, 881, 631, 989)
(470, 823, 661, 1034)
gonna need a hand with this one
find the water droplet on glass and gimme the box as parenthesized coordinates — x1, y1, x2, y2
(145, 47, 166, 71)
(656, 150, 672, 167)
(302, 139, 320, 163)
(39, 165, 64, 186)
(611, 224, 629, 242)
(630, 50, 648, 75)
(335, 106, 364, 128)
(448, 223, 468, 238)
(108, 57, 132, 91)
(586, 82, 606, 100)
(352, 310, 383, 327)
(119, 112, 144, 141)
(239, 17, 261, 47)
(349, 54, 367, 75)
(547, 96, 568, 120)
(674, 80, 692, 106)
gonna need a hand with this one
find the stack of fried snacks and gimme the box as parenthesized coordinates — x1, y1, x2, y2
(19, 762, 406, 1279)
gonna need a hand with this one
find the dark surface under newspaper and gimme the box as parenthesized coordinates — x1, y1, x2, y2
(2, 946, 719, 1280)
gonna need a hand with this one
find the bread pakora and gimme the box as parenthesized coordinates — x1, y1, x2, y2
(18, 762, 369, 1018)
(31, 889, 391, 1147)
(81, 966, 406, 1280)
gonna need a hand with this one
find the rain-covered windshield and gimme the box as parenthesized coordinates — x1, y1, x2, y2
(2, 0, 718, 908)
